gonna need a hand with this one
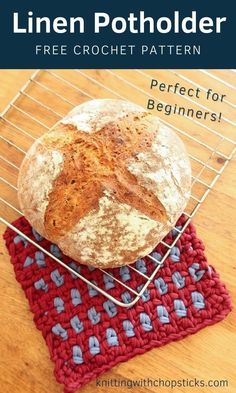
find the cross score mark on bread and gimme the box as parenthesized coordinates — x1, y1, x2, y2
(45, 113, 167, 240)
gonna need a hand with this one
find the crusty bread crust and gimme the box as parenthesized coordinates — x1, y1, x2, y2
(18, 99, 191, 268)
(44, 113, 167, 240)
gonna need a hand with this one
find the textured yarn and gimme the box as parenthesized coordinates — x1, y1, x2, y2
(3, 215, 232, 393)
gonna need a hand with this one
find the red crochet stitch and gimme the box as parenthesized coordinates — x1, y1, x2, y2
(3, 216, 232, 393)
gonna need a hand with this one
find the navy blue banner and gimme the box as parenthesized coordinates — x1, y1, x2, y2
(0, 0, 235, 68)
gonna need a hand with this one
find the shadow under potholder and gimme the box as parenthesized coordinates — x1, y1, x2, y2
(3, 215, 232, 392)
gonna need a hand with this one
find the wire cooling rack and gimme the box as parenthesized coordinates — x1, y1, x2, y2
(0, 69, 236, 307)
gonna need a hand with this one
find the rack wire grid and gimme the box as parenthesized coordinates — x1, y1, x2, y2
(0, 69, 236, 307)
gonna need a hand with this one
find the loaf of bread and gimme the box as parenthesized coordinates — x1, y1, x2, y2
(18, 99, 191, 268)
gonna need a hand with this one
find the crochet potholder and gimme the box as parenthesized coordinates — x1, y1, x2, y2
(3, 215, 232, 393)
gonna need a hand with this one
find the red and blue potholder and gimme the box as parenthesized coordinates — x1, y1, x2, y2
(3, 215, 232, 392)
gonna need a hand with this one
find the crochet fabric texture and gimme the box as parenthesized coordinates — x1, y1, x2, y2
(4, 215, 232, 393)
